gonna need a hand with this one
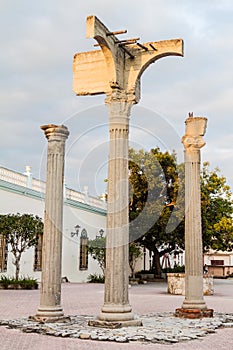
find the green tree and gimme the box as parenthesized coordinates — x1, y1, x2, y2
(88, 236, 144, 279)
(201, 162, 233, 251)
(129, 147, 184, 278)
(129, 242, 143, 279)
(87, 236, 106, 275)
(128, 148, 233, 278)
(0, 213, 43, 280)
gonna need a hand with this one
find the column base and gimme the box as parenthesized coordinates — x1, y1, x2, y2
(181, 299, 208, 310)
(29, 306, 71, 323)
(88, 318, 142, 328)
(175, 308, 214, 319)
(89, 303, 142, 328)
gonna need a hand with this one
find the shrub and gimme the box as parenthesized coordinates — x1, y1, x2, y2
(0, 275, 38, 289)
(0, 275, 12, 288)
(162, 264, 185, 273)
(18, 276, 38, 289)
(87, 273, 105, 283)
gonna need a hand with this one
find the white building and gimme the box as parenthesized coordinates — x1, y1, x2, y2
(0, 166, 106, 282)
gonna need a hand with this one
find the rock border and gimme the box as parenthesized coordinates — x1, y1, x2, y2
(1, 312, 233, 344)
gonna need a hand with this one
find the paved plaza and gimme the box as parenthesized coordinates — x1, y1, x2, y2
(0, 279, 233, 349)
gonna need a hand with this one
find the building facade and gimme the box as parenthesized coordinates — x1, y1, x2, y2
(0, 166, 106, 282)
(2, 166, 231, 282)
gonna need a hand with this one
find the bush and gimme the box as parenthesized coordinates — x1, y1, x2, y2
(0, 275, 12, 288)
(162, 264, 185, 273)
(18, 276, 38, 289)
(87, 273, 105, 283)
(0, 275, 38, 289)
(136, 270, 154, 274)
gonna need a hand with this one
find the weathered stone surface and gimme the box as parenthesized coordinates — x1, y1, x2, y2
(33, 125, 69, 322)
(175, 308, 214, 318)
(73, 16, 184, 101)
(72, 15, 183, 326)
(1, 312, 233, 344)
(79, 333, 90, 339)
(180, 115, 210, 313)
(167, 273, 214, 295)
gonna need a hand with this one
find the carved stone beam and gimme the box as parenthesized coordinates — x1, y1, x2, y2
(73, 16, 184, 103)
(125, 38, 183, 102)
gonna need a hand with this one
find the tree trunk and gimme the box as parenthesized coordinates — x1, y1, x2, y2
(15, 257, 20, 280)
(129, 262, 135, 279)
(152, 248, 162, 278)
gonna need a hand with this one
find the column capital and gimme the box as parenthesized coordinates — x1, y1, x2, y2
(105, 91, 134, 131)
(105, 89, 137, 106)
(40, 124, 69, 141)
(182, 115, 207, 151)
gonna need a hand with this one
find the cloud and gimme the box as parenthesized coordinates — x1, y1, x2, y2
(0, 0, 233, 194)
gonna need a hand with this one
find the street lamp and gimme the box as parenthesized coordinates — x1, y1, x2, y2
(96, 229, 104, 239)
(71, 224, 80, 238)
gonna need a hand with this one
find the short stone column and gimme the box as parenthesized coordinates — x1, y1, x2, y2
(176, 114, 213, 318)
(33, 124, 69, 322)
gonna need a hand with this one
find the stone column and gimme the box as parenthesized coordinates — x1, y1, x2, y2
(33, 124, 69, 322)
(75, 15, 183, 327)
(90, 94, 141, 327)
(176, 115, 213, 318)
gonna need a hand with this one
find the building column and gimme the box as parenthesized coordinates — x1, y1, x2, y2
(32, 124, 69, 322)
(176, 115, 213, 318)
(89, 94, 141, 327)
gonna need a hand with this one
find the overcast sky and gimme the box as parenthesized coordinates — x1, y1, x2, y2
(1, 0, 233, 197)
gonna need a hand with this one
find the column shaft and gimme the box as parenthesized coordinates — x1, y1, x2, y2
(176, 115, 213, 318)
(34, 124, 69, 321)
(182, 150, 206, 308)
(103, 121, 130, 312)
(97, 98, 140, 325)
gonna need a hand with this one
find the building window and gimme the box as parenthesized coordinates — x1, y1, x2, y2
(0, 234, 8, 272)
(34, 233, 43, 271)
(79, 229, 88, 270)
(211, 260, 224, 266)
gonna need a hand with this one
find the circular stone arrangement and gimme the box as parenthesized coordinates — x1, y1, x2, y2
(1, 312, 233, 344)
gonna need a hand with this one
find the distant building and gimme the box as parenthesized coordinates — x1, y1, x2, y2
(1, 166, 231, 282)
(0, 166, 106, 282)
(204, 250, 233, 278)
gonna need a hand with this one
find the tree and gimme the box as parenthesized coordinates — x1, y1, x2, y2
(201, 162, 233, 252)
(88, 236, 143, 279)
(129, 147, 184, 278)
(128, 148, 233, 278)
(87, 236, 106, 275)
(129, 242, 143, 279)
(0, 213, 43, 280)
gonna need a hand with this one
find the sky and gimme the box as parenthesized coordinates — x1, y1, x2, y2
(1, 0, 233, 197)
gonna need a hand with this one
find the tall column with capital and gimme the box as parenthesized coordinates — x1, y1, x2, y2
(32, 124, 69, 322)
(176, 115, 213, 318)
(74, 16, 184, 327)
(96, 93, 140, 325)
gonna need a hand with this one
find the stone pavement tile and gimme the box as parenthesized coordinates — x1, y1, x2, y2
(1, 312, 232, 346)
(0, 279, 232, 349)
(1, 326, 233, 350)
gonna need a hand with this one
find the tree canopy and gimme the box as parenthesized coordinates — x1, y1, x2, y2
(87, 236, 143, 278)
(0, 213, 43, 279)
(201, 162, 233, 252)
(128, 147, 184, 276)
(128, 148, 233, 277)
(87, 236, 106, 275)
